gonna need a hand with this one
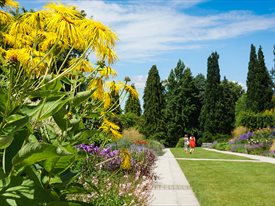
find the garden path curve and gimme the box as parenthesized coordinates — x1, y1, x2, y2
(204, 148, 275, 164)
(150, 148, 200, 206)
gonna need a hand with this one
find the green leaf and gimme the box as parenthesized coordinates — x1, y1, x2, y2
(21, 97, 69, 121)
(12, 142, 71, 174)
(38, 97, 69, 120)
(3, 129, 29, 174)
(0, 135, 14, 150)
(28, 90, 63, 98)
(6, 114, 29, 129)
(71, 90, 92, 107)
(0, 88, 8, 115)
(53, 106, 68, 132)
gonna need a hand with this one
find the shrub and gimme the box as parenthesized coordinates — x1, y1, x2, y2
(213, 142, 228, 151)
(239, 112, 275, 130)
(230, 144, 246, 153)
(176, 137, 184, 148)
(122, 128, 145, 143)
(231, 126, 249, 138)
(146, 139, 165, 156)
(119, 113, 142, 129)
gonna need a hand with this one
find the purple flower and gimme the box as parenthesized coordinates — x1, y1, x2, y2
(238, 131, 253, 141)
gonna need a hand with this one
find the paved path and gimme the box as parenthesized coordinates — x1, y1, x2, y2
(150, 149, 200, 206)
(204, 148, 275, 164)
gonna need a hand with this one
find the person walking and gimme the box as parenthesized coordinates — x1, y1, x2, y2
(183, 134, 189, 153)
(189, 135, 196, 154)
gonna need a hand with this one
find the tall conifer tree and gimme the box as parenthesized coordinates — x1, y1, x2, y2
(143, 65, 166, 140)
(256, 46, 273, 111)
(124, 84, 142, 116)
(165, 60, 201, 146)
(246, 45, 273, 112)
(246, 44, 258, 111)
(200, 52, 222, 135)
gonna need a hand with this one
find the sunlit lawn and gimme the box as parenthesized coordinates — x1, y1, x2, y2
(170, 147, 251, 160)
(170, 148, 275, 206)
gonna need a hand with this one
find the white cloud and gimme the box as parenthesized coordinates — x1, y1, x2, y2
(64, 0, 275, 62)
(129, 75, 147, 89)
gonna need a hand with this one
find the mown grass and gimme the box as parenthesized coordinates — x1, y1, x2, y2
(170, 148, 251, 160)
(171, 148, 275, 206)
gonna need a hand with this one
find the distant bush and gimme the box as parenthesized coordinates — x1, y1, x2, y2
(238, 112, 275, 130)
(213, 142, 228, 151)
(231, 126, 249, 138)
(176, 137, 184, 148)
(119, 113, 143, 129)
(115, 128, 164, 156)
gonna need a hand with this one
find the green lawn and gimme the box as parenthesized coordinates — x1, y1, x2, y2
(170, 148, 251, 160)
(171, 148, 275, 206)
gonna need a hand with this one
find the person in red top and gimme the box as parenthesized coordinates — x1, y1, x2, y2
(189, 135, 196, 154)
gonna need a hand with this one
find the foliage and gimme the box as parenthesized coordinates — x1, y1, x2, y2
(218, 78, 244, 134)
(124, 84, 142, 116)
(238, 112, 275, 130)
(235, 94, 248, 127)
(0, 1, 139, 205)
(142, 65, 166, 141)
(231, 126, 249, 138)
(200, 52, 223, 136)
(164, 60, 201, 146)
(71, 144, 156, 205)
(215, 128, 274, 156)
(114, 128, 164, 156)
(176, 137, 184, 148)
(119, 113, 143, 130)
(246, 45, 273, 112)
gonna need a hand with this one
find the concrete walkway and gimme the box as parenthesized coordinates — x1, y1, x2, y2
(204, 148, 275, 164)
(150, 149, 200, 206)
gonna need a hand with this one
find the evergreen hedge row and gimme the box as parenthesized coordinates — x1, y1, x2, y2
(239, 112, 275, 130)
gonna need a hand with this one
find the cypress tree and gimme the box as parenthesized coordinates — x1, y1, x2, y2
(200, 52, 222, 135)
(246, 45, 273, 112)
(246, 44, 258, 111)
(124, 84, 142, 116)
(256, 46, 273, 111)
(165, 60, 201, 146)
(165, 60, 186, 146)
(143, 65, 166, 140)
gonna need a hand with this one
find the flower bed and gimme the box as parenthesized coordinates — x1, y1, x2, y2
(69, 144, 158, 205)
(213, 128, 275, 157)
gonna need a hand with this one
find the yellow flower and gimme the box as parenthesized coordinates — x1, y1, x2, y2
(79, 19, 118, 63)
(69, 58, 93, 72)
(0, 10, 12, 25)
(107, 81, 123, 96)
(103, 92, 111, 110)
(5, 48, 30, 65)
(99, 66, 117, 78)
(39, 32, 58, 51)
(110, 128, 122, 139)
(100, 118, 122, 139)
(1, 0, 19, 8)
(120, 149, 131, 170)
(124, 84, 139, 99)
(44, 3, 81, 19)
(88, 77, 104, 100)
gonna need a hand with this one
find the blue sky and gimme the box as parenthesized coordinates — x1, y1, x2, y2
(18, 0, 275, 103)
